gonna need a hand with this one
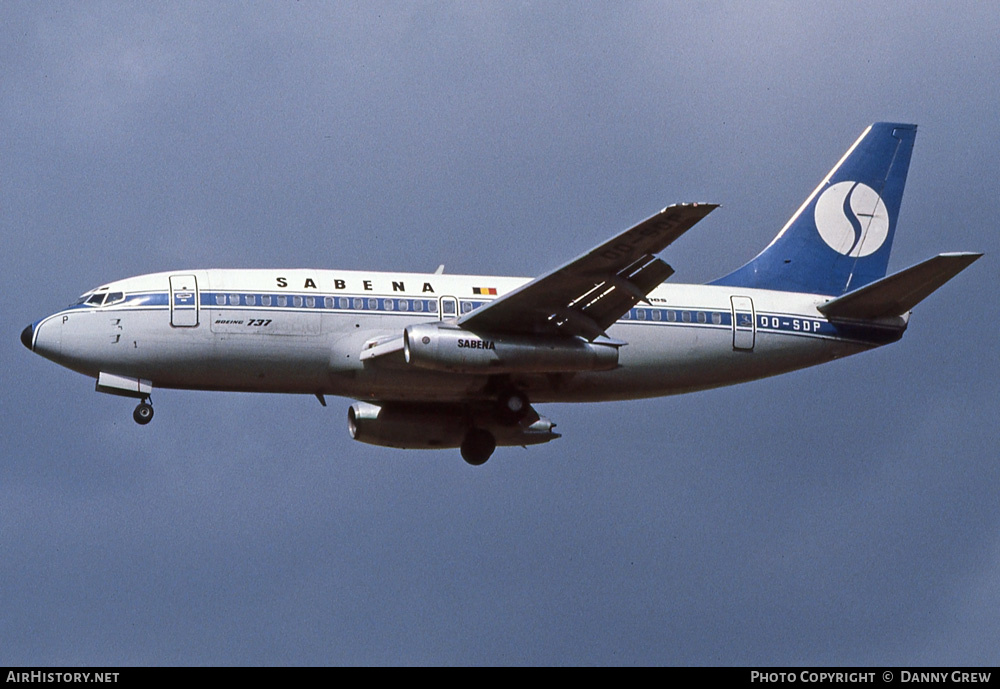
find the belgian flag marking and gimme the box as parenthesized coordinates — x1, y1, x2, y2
(472, 287, 497, 295)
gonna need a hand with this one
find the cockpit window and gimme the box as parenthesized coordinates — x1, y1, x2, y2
(80, 291, 125, 307)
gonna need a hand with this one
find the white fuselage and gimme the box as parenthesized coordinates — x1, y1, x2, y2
(28, 268, 904, 405)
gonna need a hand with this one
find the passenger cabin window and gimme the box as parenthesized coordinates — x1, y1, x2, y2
(262, 295, 272, 306)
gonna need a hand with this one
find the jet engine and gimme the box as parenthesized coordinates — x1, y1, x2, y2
(402, 322, 619, 374)
(348, 401, 559, 452)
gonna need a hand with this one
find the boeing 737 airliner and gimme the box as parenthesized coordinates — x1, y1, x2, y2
(21, 123, 981, 464)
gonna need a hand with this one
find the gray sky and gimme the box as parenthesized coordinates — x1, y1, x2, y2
(3, 1, 998, 665)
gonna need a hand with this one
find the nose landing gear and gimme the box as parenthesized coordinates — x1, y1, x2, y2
(133, 400, 154, 425)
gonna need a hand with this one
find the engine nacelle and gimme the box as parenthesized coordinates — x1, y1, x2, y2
(402, 322, 619, 374)
(348, 402, 559, 450)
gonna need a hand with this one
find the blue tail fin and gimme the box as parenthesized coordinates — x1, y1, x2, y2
(712, 123, 917, 295)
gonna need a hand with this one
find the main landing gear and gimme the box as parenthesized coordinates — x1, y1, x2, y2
(460, 388, 531, 466)
(495, 389, 530, 426)
(461, 428, 496, 466)
(133, 399, 154, 425)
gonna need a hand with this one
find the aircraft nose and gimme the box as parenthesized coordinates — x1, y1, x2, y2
(20, 323, 34, 351)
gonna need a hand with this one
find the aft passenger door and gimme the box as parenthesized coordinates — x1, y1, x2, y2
(730, 296, 755, 351)
(169, 274, 200, 327)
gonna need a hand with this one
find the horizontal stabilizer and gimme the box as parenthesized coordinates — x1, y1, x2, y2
(817, 252, 982, 320)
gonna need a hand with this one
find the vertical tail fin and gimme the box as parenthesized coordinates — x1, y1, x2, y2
(712, 123, 917, 295)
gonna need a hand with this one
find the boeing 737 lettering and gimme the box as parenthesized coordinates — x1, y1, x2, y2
(21, 123, 981, 464)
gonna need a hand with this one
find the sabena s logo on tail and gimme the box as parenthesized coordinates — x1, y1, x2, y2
(814, 181, 889, 258)
(711, 123, 917, 295)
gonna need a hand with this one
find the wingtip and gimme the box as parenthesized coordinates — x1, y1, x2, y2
(939, 251, 984, 261)
(660, 202, 720, 213)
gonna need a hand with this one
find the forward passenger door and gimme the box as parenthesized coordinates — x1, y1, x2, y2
(169, 275, 199, 327)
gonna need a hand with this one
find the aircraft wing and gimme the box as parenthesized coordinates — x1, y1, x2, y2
(459, 203, 718, 340)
